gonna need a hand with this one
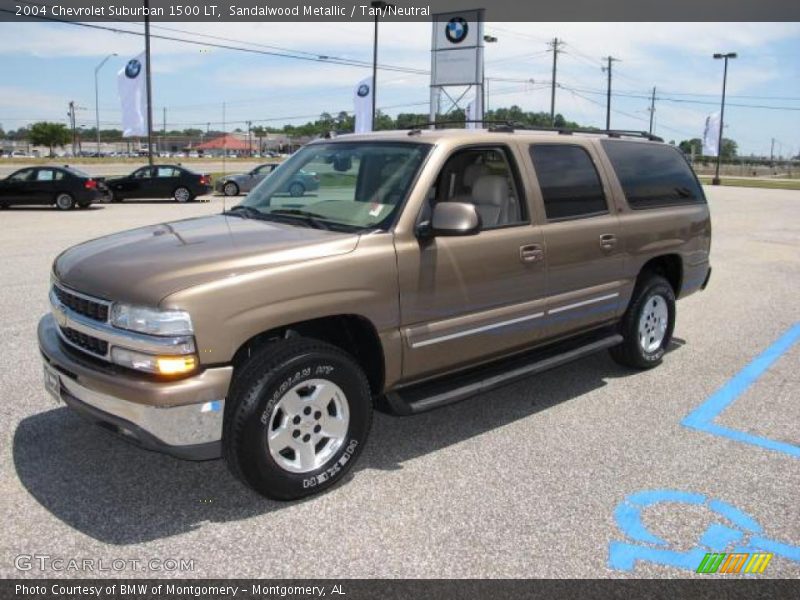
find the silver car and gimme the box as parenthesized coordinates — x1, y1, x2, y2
(216, 163, 320, 198)
(216, 163, 278, 196)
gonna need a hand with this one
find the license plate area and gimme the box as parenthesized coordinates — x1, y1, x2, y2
(43, 362, 61, 403)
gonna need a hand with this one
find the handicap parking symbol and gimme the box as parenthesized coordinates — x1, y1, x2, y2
(608, 489, 800, 572)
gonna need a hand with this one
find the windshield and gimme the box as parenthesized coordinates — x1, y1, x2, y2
(239, 141, 431, 231)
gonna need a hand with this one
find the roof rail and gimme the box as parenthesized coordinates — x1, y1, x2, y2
(402, 120, 663, 142)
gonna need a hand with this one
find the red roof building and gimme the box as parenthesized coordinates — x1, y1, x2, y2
(193, 134, 250, 151)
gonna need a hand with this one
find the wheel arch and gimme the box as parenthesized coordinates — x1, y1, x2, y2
(638, 254, 683, 297)
(231, 314, 385, 396)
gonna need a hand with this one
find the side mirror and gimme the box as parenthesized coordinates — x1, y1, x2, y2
(421, 202, 481, 238)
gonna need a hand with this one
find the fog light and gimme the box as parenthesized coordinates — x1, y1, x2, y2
(157, 356, 197, 375)
(111, 347, 197, 375)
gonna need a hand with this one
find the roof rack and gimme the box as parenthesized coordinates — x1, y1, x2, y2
(403, 120, 663, 142)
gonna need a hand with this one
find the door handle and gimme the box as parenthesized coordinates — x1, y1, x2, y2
(600, 234, 617, 250)
(520, 244, 545, 263)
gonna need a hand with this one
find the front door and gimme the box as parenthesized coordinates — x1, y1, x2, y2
(396, 144, 548, 381)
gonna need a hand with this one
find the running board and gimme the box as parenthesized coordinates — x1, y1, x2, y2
(384, 330, 623, 416)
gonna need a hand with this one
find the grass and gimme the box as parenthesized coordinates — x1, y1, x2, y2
(698, 177, 800, 191)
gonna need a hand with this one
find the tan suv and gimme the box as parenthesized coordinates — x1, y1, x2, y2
(39, 127, 711, 500)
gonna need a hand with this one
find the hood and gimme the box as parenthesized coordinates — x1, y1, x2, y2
(53, 215, 359, 306)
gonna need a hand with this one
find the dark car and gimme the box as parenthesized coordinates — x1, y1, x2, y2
(0, 166, 101, 210)
(215, 163, 320, 197)
(105, 165, 211, 203)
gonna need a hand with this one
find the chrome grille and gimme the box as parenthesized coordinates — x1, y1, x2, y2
(59, 326, 109, 357)
(53, 284, 109, 322)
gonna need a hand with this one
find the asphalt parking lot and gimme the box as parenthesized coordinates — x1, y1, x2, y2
(1, 186, 798, 578)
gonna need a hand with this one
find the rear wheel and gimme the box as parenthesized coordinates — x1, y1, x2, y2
(223, 181, 239, 197)
(288, 182, 305, 197)
(174, 186, 193, 203)
(610, 274, 675, 369)
(223, 337, 372, 500)
(55, 193, 75, 211)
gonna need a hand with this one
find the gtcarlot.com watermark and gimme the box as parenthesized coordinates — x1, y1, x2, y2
(15, 554, 195, 573)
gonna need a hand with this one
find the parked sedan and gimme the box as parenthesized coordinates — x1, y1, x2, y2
(105, 165, 211, 203)
(0, 166, 101, 210)
(215, 163, 319, 197)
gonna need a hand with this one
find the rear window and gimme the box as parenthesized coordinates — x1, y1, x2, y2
(601, 140, 705, 209)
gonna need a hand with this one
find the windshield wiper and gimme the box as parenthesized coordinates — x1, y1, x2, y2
(223, 205, 265, 219)
(267, 209, 331, 230)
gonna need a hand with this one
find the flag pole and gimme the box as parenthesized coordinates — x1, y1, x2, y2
(144, 0, 154, 166)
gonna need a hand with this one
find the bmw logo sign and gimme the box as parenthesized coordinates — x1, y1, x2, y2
(357, 83, 370, 97)
(125, 59, 142, 79)
(445, 17, 469, 44)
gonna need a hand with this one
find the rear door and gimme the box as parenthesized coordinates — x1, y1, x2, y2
(30, 168, 59, 203)
(154, 166, 181, 197)
(526, 142, 624, 339)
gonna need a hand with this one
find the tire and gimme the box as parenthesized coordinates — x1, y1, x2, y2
(610, 274, 676, 369)
(288, 182, 305, 197)
(223, 337, 372, 500)
(222, 181, 239, 197)
(174, 186, 193, 203)
(55, 193, 75, 211)
(106, 190, 119, 203)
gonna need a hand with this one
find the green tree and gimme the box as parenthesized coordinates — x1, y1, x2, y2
(251, 126, 267, 153)
(679, 138, 703, 155)
(29, 121, 70, 157)
(721, 138, 738, 159)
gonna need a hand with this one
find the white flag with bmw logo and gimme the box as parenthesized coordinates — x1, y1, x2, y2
(118, 52, 147, 137)
(702, 112, 720, 157)
(353, 77, 373, 134)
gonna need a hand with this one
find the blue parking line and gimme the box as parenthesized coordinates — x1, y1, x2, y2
(681, 322, 800, 458)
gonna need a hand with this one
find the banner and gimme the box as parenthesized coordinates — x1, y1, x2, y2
(702, 112, 720, 157)
(465, 99, 477, 129)
(118, 52, 147, 137)
(353, 77, 373, 134)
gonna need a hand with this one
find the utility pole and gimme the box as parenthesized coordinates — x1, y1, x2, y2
(68, 101, 76, 156)
(548, 37, 564, 126)
(770, 137, 775, 165)
(712, 52, 736, 185)
(162, 106, 167, 154)
(144, 0, 154, 165)
(602, 56, 620, 130)
(648, 86, 656, 135)
(246, 120, 252, 157)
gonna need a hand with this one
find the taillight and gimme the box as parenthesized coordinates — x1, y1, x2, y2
(84, 179, 97, 189)
(199, 175, 210, 185)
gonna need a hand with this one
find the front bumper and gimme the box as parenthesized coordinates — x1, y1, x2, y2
(38, 314, 232, 460)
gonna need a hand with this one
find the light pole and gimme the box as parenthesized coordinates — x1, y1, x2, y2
(370, 1, 394, 129)
(712, 52, 737, 185)
(482, 35, 497, 121)
(94, 53, 117, 156)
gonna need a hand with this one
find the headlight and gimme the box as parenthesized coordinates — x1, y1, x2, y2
(111, 347, 197, 376)
(111, 303, 193, 336)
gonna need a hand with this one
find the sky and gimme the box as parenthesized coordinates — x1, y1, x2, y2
(0, 21, 798, 157)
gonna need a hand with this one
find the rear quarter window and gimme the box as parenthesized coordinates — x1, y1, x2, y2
(600, 140, 706, 209)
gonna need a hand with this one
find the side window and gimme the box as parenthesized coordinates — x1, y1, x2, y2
(36, 169, 55, 182)
(10, 169, 35, 182)
(529, 144, 607, 220)
(156, 167, 177, 178)
(600, 140, 706, 209)
(53, 170, 65, 180)
(432, 146, 527, 229)
(134, 168, 152, 179)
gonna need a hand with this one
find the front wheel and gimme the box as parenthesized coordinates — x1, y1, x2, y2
(222, 181, 239, 197)
(223, 338, 372, 500)
(174, 186, 193, 203)
(610, 274, 676, 369)
(288, 182, 305, 197)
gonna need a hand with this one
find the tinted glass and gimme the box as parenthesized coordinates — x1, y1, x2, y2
(529, 145, 607, 220)
(601, 140, 705, 209)
(156, 167, 177, 178)
(36, 169, 55, 181)
(9, 169, 35, 182)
